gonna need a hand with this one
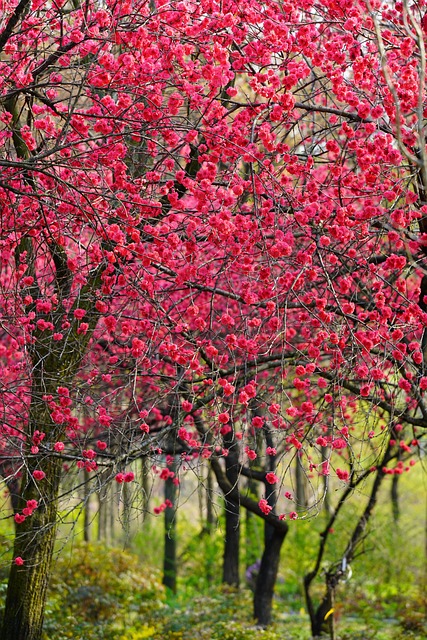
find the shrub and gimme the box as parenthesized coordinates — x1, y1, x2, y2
(42, 542, 166, 640)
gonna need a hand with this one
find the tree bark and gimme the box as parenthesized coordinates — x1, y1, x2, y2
(0, 456, 62, 640)
(83, 468, 91, 542)
(391, 469, 400, 523)
(163, 458, 178, 593)
(222, 431, 240, 587)
(295, 452, 307, 510)
(310, 574, 337, 639)
(97, 489, 107, 541)
(206, 464, 216, 533)
(253, 527, 286, 627)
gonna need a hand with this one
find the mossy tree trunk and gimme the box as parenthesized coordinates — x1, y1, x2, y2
(1, 460, 62, 640)
(1, 376, 64, 640)
(0, 245, 102, 640)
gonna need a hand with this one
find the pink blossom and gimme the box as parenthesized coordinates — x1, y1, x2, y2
(259, 499, 272, 515)
(265, 472, 279, 484)
(319, 461, 330, 476)
(336, 468, 349, 482)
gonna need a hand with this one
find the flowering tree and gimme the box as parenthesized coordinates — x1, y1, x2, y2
(1, 0, 427, 638)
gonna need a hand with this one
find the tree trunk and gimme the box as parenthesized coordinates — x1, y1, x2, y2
(305, 442, 393, 640)
(163, 458, 178, 593)
(253, 527, 286, 626)
(223, 497, 240, 586)
(122, 479, 132, 547)
(222, 432, 240, 587)
(0, 456, 62, 640)
(311, 579, 336, 639)
(97, 469, 110, 541)
(206, 464, 216, 533)
(141, 456, 151, 521)
(295, 452, 307, 510)
(244, 466, 260, 574)
(391, 469, 400, 523)
(83, 467, 91, 542)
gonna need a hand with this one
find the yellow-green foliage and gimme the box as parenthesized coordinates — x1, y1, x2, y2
(42, 542, 166, 640)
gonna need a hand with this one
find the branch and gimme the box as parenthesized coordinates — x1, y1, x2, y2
(0, 0, 31, 54)
(209, 456, 288, 533)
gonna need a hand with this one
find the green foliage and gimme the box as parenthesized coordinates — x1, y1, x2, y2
(150, 587, 304, 640)
(41, 542, 166, 640)
(133, 513, 225, 595)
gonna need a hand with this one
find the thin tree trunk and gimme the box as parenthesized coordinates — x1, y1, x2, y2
(222, 430, 240, 587)
(295, 452, 306, 510)
(122, 479, 131, 547)
(97, 485, 108, 541)
(109, 481, 116, 543)
(245, 480, 260, 573)
(253, 424, 284, 627)
(206, 464, 216, 533)
(141, 456, 150, 522)
(83, 468, 91, 542)
(305, 439, 394, 639)
(163, 458, 178, 593)
(391, 469, 400, 523)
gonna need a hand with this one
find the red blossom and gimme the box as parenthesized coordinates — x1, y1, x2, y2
(258, 499, 272, 516)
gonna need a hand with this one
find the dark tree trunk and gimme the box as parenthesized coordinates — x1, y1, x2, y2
(163, 458, 178, 593)
(222, 497, 240, 586)
(5, 477, 21, 517)
(222, 431, 240, 587)
(311, 582, 336, 639)
(253, 527, 286, 626)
